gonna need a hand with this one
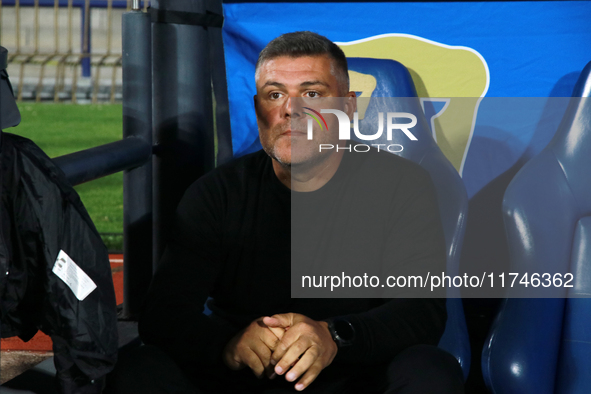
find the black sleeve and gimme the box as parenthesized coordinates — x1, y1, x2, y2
(139, 174, 239, 369)
(333, 168, 447, 364)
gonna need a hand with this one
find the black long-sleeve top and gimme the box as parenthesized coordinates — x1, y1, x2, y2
(139, 148, 447, 373)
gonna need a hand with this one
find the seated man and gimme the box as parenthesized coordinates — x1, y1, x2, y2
(112, 31, 463, 394)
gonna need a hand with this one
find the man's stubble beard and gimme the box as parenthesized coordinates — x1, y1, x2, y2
(264, 145, 292, 168)
(260, 125, 336, 171)
(260, 124, 292, 167)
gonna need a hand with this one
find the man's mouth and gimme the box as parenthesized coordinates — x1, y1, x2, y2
(281, 129, 306, 137)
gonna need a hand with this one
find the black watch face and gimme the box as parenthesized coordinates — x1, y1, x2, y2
(334, 319, 355, 342)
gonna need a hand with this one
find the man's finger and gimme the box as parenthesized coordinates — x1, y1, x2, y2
(274, 338, 312, 375)
(263, 313, 294, 328)
(284, 347, 317, 383)
(251, 339, 272, 367)
(251, 338, 277, 379)
(223, 350, 243, 371)
(243, 347, 266, 379)
(268, 326, 286, 340)
(270, 325, 301, 367)
(261, 327, 283, 351)
(294, 362, 324, 391)
(261, 327, 284, 379)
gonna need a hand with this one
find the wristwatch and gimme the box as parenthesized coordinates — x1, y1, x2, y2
(324, 318, 355, 347)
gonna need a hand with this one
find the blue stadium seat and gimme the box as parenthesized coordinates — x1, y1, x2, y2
(347, 57, 471, 379)
(482, 60, 591, 394)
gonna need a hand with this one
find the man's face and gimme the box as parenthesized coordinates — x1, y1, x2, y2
(254, 55, 351, 167)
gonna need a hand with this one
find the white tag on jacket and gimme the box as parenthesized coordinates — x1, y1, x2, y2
(52, 250, 97, 301)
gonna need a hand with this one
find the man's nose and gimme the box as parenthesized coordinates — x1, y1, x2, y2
(281, 96, 291, 118)
(284, 96, 303, 118)
(282, 96, 292, 118)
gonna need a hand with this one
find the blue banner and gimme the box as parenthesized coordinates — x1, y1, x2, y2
(221, 1, 591, 197)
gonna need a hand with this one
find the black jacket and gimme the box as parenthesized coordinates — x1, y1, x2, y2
(0, 133, 118, 393)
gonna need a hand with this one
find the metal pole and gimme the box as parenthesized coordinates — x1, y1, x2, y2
(81, 1, 91, 78)
(122, 8, 153, 320)
(53, 137, 151, 186)
(151, 0, 216, 267)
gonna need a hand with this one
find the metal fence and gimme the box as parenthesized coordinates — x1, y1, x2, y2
(0, 0, 149, 103)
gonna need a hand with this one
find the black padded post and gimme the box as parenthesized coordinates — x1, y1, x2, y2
(122, 9, 153, 320)
(151, 0, 216, 266)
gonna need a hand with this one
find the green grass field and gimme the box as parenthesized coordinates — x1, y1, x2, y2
(9, 103, 124, 250)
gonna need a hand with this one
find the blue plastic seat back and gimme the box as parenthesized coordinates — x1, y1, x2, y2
(482, 60, 591, 394)
(347, 57, 470, 379)
(554, 62, 591, 394)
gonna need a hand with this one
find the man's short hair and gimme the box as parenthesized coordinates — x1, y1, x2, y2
(255, 31, 350, 94)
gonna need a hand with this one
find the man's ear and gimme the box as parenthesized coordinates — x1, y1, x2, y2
(344, 92, 357, 120)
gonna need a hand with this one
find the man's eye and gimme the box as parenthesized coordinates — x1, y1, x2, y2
(306, 92, 320, 98)
(270, 92, 282, 99)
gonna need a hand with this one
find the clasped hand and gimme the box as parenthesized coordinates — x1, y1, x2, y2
(222, 313, 337, 391)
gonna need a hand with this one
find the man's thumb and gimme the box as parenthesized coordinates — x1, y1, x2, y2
(263, 314, 291, 328)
